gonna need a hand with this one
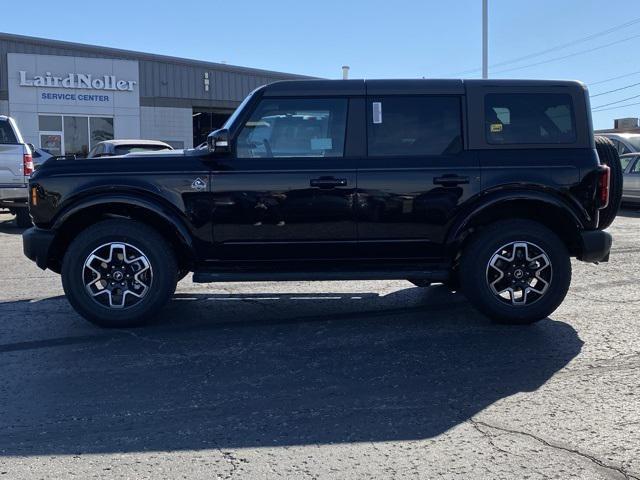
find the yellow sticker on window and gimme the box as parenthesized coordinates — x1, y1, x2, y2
(490, 123, 503, 133)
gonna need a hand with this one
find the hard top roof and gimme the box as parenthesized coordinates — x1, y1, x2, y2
(262, 78, 586, 96)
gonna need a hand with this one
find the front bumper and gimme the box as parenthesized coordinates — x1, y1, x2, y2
(577, 230, 612, 263)
(22, 227, 55, 270)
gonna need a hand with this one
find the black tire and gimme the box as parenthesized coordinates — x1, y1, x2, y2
(459, 220, 571, 324)
(177, 269, 190, 282)
(594, 136, 623, 230)
(14, 208, 32, 228)
(61, 219, 178, 328)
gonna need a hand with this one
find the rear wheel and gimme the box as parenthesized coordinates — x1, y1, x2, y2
(594, 136, 623, 230)
(61, 219, 178, 328)
(459, 220, 571, 324)
(14, 208, 32, 228)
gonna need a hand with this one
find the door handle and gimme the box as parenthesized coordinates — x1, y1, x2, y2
(310, 177, 348, 189)
(433, 175, 470, 186)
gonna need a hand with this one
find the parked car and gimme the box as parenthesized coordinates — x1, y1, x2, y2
(619, 153, 640, 205)
(27, 144, 54, 169)
(23, 79, 621, 328)
(87, 139, 173, 158)
(598, 133, 640, 155)
(0, 115, 33, 227)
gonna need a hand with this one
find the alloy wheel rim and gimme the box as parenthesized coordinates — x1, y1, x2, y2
(82, 242, 153, 309)
(485, 241, 552, 306)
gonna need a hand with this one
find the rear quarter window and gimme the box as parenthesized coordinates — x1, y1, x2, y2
(485, 93, 576, 145)
(0, 120, 18, 144)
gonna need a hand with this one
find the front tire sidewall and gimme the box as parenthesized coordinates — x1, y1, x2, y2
(62, 221, 177, 328)
(461, 222, 571, 324)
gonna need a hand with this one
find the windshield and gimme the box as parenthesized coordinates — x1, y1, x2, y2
(222, 88, 260, 130)
(623, 136, 640, 150)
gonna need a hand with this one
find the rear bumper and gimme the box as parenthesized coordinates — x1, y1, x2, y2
(22, 227, 55, 270)
(577, 230, 612, 263)
(0, 186, 27, 206)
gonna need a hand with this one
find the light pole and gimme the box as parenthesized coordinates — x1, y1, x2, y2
(482, 0, 488, 79)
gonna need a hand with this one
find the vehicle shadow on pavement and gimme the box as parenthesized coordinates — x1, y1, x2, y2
(0, 286, 583, 455)
(618, 207, 640, 218)
(0, 218, 25, 234)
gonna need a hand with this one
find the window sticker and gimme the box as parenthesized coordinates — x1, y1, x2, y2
(490, 123, 503, 133)
(311, 138, 333, 150)
(372, 102, 382, 124)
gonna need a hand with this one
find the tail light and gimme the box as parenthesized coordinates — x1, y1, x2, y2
(598, 165, 610, 209)
(23, 151, 34, 176)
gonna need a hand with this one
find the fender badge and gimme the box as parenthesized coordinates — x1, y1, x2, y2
(191, 177, 207, 191)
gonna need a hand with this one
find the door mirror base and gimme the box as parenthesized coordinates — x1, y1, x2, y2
(207, 129, 231, 155)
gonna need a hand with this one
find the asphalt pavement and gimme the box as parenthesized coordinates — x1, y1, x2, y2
(0, 210, 639, 479)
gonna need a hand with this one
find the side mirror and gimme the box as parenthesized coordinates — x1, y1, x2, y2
(27, 143, 37, 154)
(207, 128, 231, 154)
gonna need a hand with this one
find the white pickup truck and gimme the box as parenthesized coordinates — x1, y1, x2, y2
(0, 115, 34, 227)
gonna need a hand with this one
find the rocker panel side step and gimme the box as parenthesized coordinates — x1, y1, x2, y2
(192, 268, 450, 284)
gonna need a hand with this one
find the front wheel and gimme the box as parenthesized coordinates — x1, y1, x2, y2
(459, 220, 571, 324)
(61, 219, 178, 328)
(14, 208, 32, 228)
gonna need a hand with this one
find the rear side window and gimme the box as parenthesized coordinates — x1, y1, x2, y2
(485, 93, 576, 145)
(0, 120, 18, 144)
(367, 96, 462, 156)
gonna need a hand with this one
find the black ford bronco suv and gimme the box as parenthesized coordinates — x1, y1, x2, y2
(23, 79, 621, 328)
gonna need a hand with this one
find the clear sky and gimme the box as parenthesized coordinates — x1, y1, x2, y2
(4, 0, 640, 129)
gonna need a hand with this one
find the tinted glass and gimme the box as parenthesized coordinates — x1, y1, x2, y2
(63, 116, 89, 157)
(90, 117, 114, 148)
(367, 96, 462, 156)
(237, 98, 348, 158)
(632, 158, 640, 174)
(485, 93, 576, 145)
(39, 115, 62, 131)
(0, 120, 17, 144)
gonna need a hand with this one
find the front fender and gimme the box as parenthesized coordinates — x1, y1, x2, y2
(52, 192, 195, 254)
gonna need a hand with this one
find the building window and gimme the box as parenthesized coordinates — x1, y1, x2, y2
(38, 114, 114, 157)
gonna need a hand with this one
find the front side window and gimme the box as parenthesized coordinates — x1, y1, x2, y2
(367, 96, 462, 156)
(485, 93, 576, 145)
(236, 98, 348, 158)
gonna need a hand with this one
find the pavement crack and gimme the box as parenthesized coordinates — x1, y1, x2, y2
(471, 420, 640, 480)
(469, 420, 526, 458)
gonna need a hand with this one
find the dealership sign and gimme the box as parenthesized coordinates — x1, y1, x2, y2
(19, 71, 136, 91)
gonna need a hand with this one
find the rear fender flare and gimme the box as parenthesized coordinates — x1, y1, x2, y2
(446, 190, 586, 246)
